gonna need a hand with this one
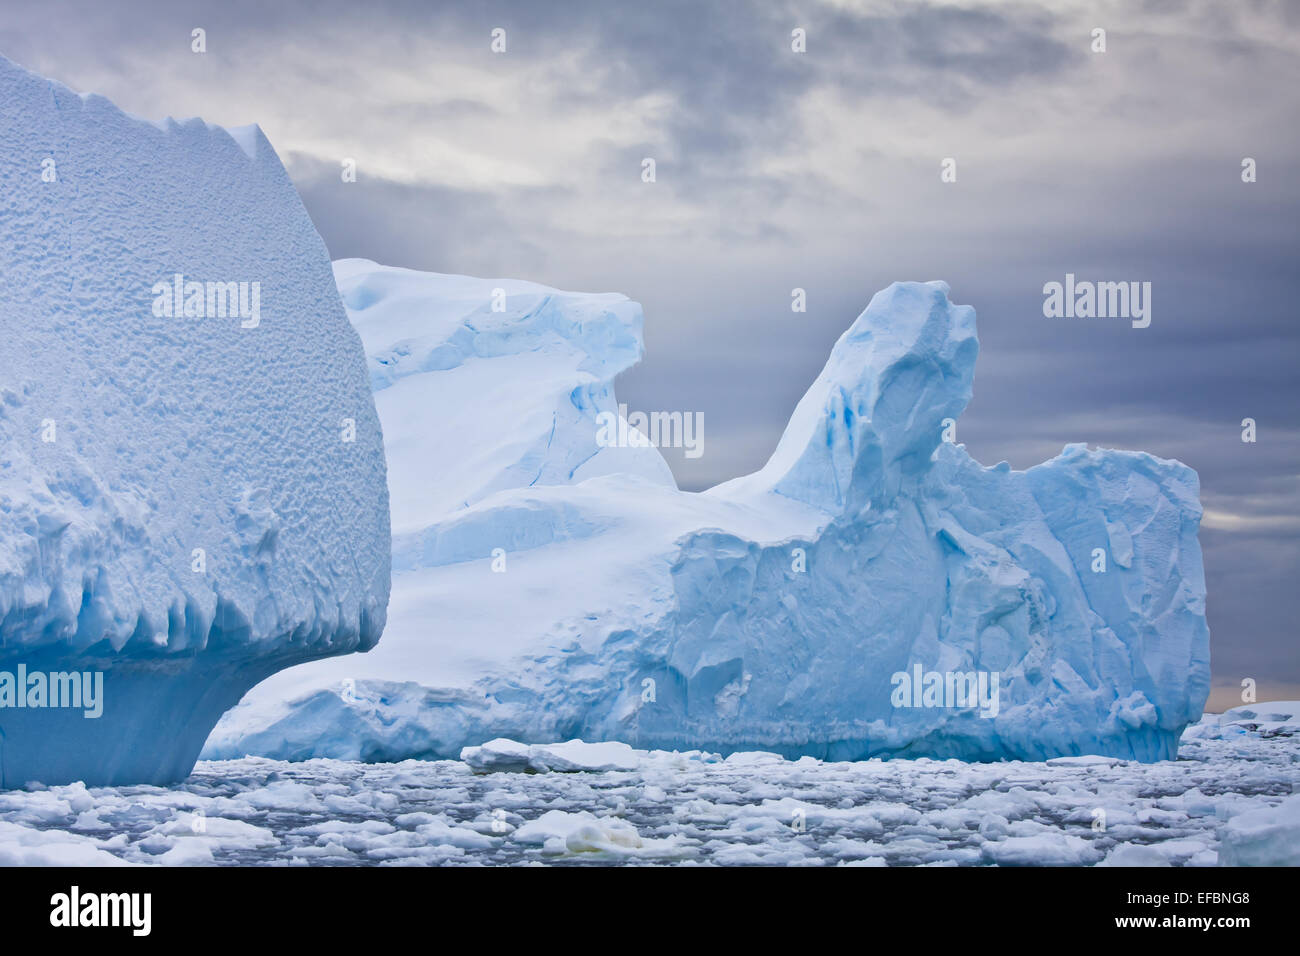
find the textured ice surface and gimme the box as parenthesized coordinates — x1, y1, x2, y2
(0, 57, 389, 786)
(3, 724, 1295, 866)
(209, 264, 1208, 764)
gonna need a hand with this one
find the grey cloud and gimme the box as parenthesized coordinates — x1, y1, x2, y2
(289, 153, 552, 278)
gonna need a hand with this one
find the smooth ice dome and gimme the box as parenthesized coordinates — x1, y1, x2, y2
(0, 57, 390, 786)
(208, 263, 1209, 765)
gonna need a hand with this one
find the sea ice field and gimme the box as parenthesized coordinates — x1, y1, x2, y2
(1, 707, 1295, 867)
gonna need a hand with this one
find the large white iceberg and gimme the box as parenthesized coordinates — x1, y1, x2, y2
(0, 57, 390, 786)
(207, 259, 1209, 764)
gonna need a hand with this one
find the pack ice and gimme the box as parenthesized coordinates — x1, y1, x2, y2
(0, 56, 390, 786)
(207, 258, 1209, 765)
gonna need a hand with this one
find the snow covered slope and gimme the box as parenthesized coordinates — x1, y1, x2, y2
(332, 259, 674, 549)
(207, 267, 1209, 764)
(0, 56, 390, 786)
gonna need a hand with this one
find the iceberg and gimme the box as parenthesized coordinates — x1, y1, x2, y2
(208, 259, 1209, 764)
(0, 57, 390, 786)
(1181, 701, 1300, 741)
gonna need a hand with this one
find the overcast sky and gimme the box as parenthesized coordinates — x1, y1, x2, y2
(5, 0, 1297, 708)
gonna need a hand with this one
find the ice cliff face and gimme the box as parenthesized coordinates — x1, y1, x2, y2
(0, 57, 390, 786)
(207, 265, 1209, 764)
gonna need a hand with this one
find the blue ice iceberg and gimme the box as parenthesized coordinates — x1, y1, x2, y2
(208, 262, 1209, 764)
(0, 57, 390, 786)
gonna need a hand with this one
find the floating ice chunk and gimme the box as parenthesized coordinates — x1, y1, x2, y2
(460, 739, 535, 774)
(0, 820, 135, 866)
(1045, 756, 1127, 767)
(461, 738, 639, 773)
(1097, 843, 1172, 867)
(1218, 794, 1300, 866)
(982, 833, 1104, 866)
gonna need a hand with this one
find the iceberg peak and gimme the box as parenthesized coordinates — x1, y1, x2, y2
(714, 280, 978, 515)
